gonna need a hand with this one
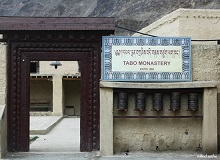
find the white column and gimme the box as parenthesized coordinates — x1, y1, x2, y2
(52, 75, 63, 116)
(0, 42, 7, 158)
(0, 43, 6, 105)
(100, 87, 113, 156)
(202, 87, 218, 154)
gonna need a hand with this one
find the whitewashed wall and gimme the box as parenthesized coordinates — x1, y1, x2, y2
(39, 61, 79, 75)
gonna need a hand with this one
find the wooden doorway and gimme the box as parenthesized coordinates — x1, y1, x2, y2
(8, 42, 99, 152)
(1, 17, 114, 152)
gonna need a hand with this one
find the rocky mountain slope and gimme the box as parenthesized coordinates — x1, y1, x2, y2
(0, 0, 219, 35)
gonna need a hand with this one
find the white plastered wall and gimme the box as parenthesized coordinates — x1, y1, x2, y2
(39, 61, 79, 75)
(134, 8, 220, 45)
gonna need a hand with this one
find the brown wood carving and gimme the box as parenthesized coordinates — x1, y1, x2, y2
(7, 36, 103, 152)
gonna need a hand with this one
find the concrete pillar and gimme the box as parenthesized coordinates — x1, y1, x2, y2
(0, 43, 6, 105)
(202, 88, 217, 154)
(52, 75, 63, 116)
(0, 42, 7, 158)
(100, 87, 113, 156)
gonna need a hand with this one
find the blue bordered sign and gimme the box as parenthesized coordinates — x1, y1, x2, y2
(102, 36, 192, 82)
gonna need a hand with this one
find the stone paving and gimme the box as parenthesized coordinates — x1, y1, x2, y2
(30, 117, 80, 152)
(5, 151, 220, 160)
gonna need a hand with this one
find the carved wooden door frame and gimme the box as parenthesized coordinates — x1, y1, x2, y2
(7, 41, 100, 152)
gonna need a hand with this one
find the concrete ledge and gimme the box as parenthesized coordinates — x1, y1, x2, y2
(30, 116, 63, 135)
(30, 112, 53, 116)
(100, 81, 217, 89)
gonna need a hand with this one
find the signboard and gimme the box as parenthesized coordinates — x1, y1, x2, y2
(102, 36, 192, 82)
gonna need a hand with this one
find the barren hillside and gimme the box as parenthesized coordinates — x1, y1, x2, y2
(0, 0, 219, 35)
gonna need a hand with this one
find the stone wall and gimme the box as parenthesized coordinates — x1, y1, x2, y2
(192, 45, 220, 150)
(114, 119, 202, 152)
(192, 45, 219, 82)
(113, 93, 203, 152)
(113, 45, 220, 152)
(191, 45, 220, 119)
(130, 8, 220, 152)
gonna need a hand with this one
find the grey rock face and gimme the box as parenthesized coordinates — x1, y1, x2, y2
(0, 0, 219, 35)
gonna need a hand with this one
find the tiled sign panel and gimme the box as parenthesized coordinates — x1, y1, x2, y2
(102, 36, 192, 82)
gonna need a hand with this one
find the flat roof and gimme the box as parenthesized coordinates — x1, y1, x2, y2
(0, 17, 115, 31)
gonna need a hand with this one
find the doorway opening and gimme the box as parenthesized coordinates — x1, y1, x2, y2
(2, 16, 114, 153)
(29, 61, 81, 152)
(7, 39, 105, 152)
